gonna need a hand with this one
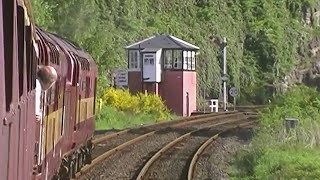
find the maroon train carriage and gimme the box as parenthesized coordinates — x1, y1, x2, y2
(0, 0, 38, 180)
(33, 27, 98, 179)
(1, 0, 98, 180)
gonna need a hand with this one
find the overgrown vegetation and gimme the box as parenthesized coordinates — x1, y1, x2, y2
(30, 0, 320, 176)
(96, 88, 170, 129)
(95, 105, 165, 129)
(31, 0, 320, 104)
(230, 85, 320, 179)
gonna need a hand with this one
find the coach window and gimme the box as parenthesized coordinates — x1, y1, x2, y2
(17, 5, 25, 98)
(78, 58, 82, 70)
(55, 81, 60, 109)
(82, 80, 86, 91)
(50, 43, 58, 65)
(54, 45, 59, 65)
(93, 77, 97, 114)
(52, 84, 56, 104)
(48, 43, 54, 64)
(31, 45, 36, 90)
(86, 77, 90, 98)
(26, 26, 33, 91)
(83, 58, 88, 70)
(72, 53, 80, 86)
(80, 59, 84, 70)
(80, 58, 84, 70)
(86, 60, 90, 70)
(3, 0, 14, 110)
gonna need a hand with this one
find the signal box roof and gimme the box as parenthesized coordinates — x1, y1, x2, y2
(125, 35, 200, 50)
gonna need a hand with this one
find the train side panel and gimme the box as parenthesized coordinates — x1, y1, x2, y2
(1, 1, 99, 180)
(17, 2, 38, 180)
(0, 1, 8, 179)
(1, 1, 37, 180)
(33, 27, 68, 180)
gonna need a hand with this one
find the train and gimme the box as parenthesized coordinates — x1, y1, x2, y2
(0, 0, 98, 180)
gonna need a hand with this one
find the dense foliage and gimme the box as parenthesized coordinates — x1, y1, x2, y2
(95, 105, 169, 129)
(30, 1, 320, 176)
(31, 0, 320, 104)
(100, 88, 170, 120)
(230, 85, 320, 179)
(95, 88, 170, 129)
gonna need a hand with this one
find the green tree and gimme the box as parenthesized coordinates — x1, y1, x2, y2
(31, 0, 320, 104)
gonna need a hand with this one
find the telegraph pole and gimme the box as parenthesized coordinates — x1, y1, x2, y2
(222, 37, 228, 111)
(209, 35, 228, 111)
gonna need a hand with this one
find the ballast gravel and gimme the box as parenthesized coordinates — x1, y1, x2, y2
(78, 128, 182, 180)
(193, 128, 254, 180)
(145, 128, 221, 180)
(78, 118, 254, 180)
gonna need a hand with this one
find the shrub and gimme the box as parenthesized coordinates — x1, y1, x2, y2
(100, 87, 170, 121)
(101, 88, 140, 113)
(137, 92, 170, 120)
(230, 85, 320, 179)
(230, 147, 320, 179)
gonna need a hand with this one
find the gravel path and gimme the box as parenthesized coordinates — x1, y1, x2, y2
(145, 128, 221, 180)
(193, 128, 254, 180)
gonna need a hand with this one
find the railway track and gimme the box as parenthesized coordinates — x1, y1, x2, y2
(136, 117, 256, 180)
(75, 111, 259, 180)
(187, 121, 255, 180)
(90, 111, 242, 160)
(191, 104, 268, 115)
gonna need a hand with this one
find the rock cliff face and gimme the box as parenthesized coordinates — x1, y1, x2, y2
(279, 4, 320, 93)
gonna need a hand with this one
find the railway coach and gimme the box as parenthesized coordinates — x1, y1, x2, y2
(0, 0, 98, 180)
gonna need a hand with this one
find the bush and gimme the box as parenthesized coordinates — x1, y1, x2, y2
(101, 88, 140, 113)
(231, 147, 320, 179)
(230, 85, 320, 179)
(100, 87, 170, 121)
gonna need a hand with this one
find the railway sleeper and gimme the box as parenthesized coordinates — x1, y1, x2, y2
(55, 140, 93, 180)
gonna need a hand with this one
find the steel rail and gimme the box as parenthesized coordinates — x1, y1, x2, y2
(75, 112, 244, 179)
(92, 111, 241, 145)
(187, 120, 255, 180)
(135, 116, 254, 180)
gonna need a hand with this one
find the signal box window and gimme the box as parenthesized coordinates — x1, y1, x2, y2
(164, 50, 172, 69)
(173, 50, 182, 69)
(183, 50, 196, 71)
(129, 50, 139, 70)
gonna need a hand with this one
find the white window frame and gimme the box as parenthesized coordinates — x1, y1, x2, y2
(144, 54, 155, 66)
(191, 51, 196, 70)
(183, 51, 188, 69)
(187, 51, 192, 70)
(128, 50, 140, 71)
